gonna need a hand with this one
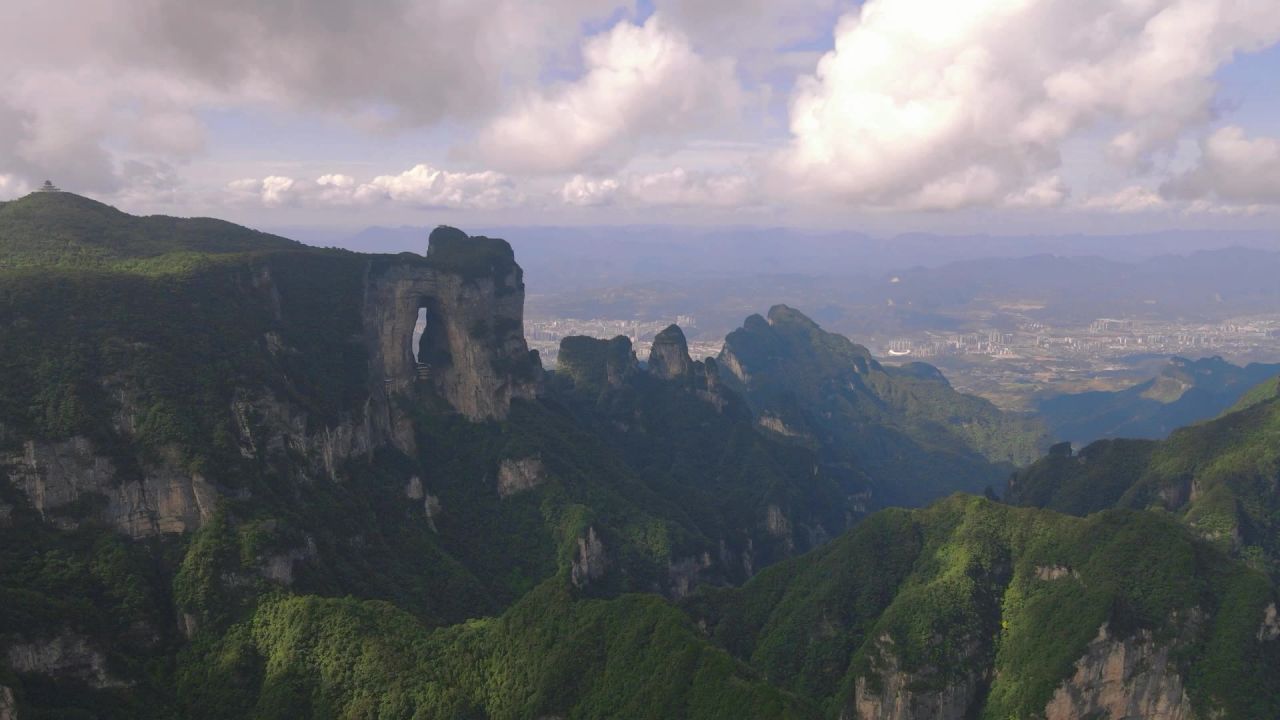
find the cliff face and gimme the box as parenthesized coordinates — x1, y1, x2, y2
(647, 324, 693, 380)
(1, 226, 542, 537)
(363, 227, 541, 434)
(1043, 623, 1192, 720)
(1, 437, 214, 538)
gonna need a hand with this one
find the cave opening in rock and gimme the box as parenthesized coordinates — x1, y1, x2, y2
(413, 298, 451, 376)
(412, 307, 427, 364)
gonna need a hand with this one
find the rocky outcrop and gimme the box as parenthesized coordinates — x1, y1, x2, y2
(498, 456, 546, 498)
(0, 685, 14, 720)
(363, 227, 540, 449)
(647, 324, 693, 380)
(1035, 564, 1080, 582)
(557, 335, 638, 393)
(570, 526, 607, 588)
(849, 635, 983, 720)
(230, 391, 375, 482)
(1261, 602, 1280, 641)
(5, 632, 125, 689)
(668, 552, 713, 598)
(1043, 622, 1192, 720)
(260, 536, 318, 586)
(2, 437, 215, 538)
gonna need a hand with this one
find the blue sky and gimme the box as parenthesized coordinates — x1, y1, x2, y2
(1, 0, 1278, 236)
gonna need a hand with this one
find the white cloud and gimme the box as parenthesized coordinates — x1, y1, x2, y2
(0, 0, 628, 193)
(560, 176, 622, 207)
(779, 0, 1280, 209)
(357, 165, 522, 209)
(1081, 186, 1167, 213)
(0, 174, 30, 200)
(227, 164, 522, 210)
(1162, 126, 1280, 205)
(559, 168, 758, 208)
(476, 15, 745, 174)
(1004, 175, 1069, 209)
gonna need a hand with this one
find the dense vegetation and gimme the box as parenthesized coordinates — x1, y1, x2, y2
(1010, 381, 1280, 576)
(717, 305, 1048, 506)
(1, 194, 1277, 719)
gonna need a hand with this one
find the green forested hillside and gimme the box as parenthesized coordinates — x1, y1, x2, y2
(0, 194, 1276, 719)
(1010, 384, 1280, 575)
(717, 305, 1048, 506)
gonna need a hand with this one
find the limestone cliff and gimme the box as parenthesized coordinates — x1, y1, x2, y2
(363, 226, 541, 452)
(1, 436, 215, 538)
(1043, 623, 1193, 720)
(5, 632, 124, 690)
(647, 324, 693, 380)
(847, 635, 984, 720)
(557, 335, 638, 393)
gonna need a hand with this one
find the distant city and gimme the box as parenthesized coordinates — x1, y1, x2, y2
(502, 311, 1280, 411)
(875, 313, 1280, 409)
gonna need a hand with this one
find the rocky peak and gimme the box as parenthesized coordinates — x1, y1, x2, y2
(363, 227, 541, 445)
(647, 324, 693, 380)
(557, 335, 638, 393)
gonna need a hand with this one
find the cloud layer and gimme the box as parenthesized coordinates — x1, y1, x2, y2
(2, 0, 1279, 221)
(779, 0, 1280, 209)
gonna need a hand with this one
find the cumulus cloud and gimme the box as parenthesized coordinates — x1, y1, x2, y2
(0, 0, 627, 193)
(559, 168, 758, 208)
(228, 164, 522, 210)
(475, 15, 745, 174)
(1162, 126, 1280, 205)
(1080, 186, 1168, 213)
(780, 0, 1280, 209)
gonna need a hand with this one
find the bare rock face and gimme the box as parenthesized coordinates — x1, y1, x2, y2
(2, 437, 215, 538)
(0, 685, 14, 720)
(848, 635, 982, 720)
(647, 324, 693, 380)
(5, 632, 125, 690)
(1043, 622, 1193, 720)
(570, 526, 607, 588)
(230, 390, 375, 482)
(1260, 602, 1280, 641)
(363, 227, 541, 452)
(497, 456, 546, 498)
(557, 335, 637, 393)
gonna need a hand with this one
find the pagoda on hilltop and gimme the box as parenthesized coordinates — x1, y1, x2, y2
(38, 180, 61, 192)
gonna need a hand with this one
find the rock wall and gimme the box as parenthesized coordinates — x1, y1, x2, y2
(1, 437, 215, 538)
(570, 526, 607, 588)
(5, 632, 124, 690)
(1043, 623, 1193, 720)
(363, 227, 541, 453)
(647, 324, 693, 379)
(0, 685, 15, 720)
(497, 456, 545, 498)
(847, 635, 983, 720)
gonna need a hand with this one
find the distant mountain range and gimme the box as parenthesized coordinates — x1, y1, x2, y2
(1037, 356, 1280, 444)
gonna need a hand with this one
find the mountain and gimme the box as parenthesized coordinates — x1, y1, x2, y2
(685, 495, 1279, 720)
(1036, 356, 1280, 444)
(1009, 377, 1280, 575)
(716, 305, 1048, 506)
(0, 194, 1276, 719)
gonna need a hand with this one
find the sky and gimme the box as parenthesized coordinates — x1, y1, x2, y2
(2, 0, 1280, 236)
